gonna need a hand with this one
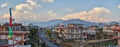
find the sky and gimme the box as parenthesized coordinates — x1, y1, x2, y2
(0, 0, 120, 23)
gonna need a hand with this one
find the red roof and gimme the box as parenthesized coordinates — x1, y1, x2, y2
(112, 36, 120, 39)
(109, 27, 120, 31)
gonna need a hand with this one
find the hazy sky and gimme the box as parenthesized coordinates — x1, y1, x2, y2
(0, 0, 120, 23)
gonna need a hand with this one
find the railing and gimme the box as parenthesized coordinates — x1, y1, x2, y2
(0, 36, 27, 47)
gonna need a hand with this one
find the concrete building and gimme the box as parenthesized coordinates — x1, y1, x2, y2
(64, 27, 85, 40)
(0, 26, 6, 31)
(105, 23, 120, 46)
(54, 24, 99, 41)
(108, 26, 120, 46)
(0, 23, 30, 47)
(3, 23, 22, 31)
(0, 31, 30, 47)
(54, 24, 87, 40)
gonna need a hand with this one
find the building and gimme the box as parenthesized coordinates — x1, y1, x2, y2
(53, 23, 99, 41)
(54, 24, 65, 38)
(3, 23, 22, 31)
(0, 8, 31, 47)
(54, 24, 87, 40)
(108, 26, 120, 46)
(0, 31, 30, 47)
(0, 23, 30, 47)
(103, 25, 114, 36)
(64, 27, 85, 40)
(0, 26, 6, 31)
(22, 23, 39, 31)
(102, 23, 120, 46)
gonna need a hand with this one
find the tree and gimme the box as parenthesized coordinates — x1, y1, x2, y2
(96, 28, 104, 39)
(54, 31, 59, 37)
(29, 28, 38, 47)
(46, 30, 52, 38)
(29, 28, 38, 35)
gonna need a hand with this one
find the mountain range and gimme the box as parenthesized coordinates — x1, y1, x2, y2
(32, 19, 119, 27)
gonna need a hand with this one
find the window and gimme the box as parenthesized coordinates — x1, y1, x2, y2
(74, 30, 76, 33)
(76, 35, 79, 38)
(69, 35, 71, 39)
(76, 30, 79, 33)
(16, 26, 19, 31)
(68, 35, 71, 39)
(68, 30, 71, 33)
(115, 31, 118, 36)
(71, 29, 74, 32)
(71, 35, 74, 39)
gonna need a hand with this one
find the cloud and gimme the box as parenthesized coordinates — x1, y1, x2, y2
(62, 7, 110, 22)
(1, 10, 37, 22)
(1, 7, 109, 22)
(48, 10, 57, 16)
(47, 10, 59, 20)
(0, 3, 8, 8)
(118, 5, 120, 8)
(16, 4, 31, 10)
(1, 9, 59, 22)
(34, 10, 59, 21)
(65, 8, 73, 12)
(26, 0, 37, 5)
(41, 0, 55, 3)
(23, 11, 29, 13)
(15, 0, 39, 11)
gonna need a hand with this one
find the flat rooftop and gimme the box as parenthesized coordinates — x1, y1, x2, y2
(0, 31, 30, 35)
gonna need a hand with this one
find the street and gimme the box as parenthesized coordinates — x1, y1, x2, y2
(38, 28, 60, 47)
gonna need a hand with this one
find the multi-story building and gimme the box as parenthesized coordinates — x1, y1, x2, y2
(64, 27, 84, 40)
(103, 25, 114, 36)
(108, 26, 120, 46)
(0, 26, 6, 31)
(3, 23, 22, 31)
(54, 23, 98, 41)
(54, 24, 88, 40)
(54, 24, 65, 38)
(0, 23, 30, 47)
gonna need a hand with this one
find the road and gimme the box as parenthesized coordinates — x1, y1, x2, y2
(38, 28, 60, 47)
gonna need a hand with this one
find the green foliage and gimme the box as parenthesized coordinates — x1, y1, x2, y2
(46, 30, 52, 36)
(96, 28, 113, 39)
(54, 31, 59, 37)
(46, 30, 52, 37)
(96, 28, 104, 39)
(29, 28, 39, 47)
(29, 28, 38, 35)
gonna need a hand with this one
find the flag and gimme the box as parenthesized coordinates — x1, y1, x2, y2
(9, 8, 12, 27)
(10, 16, 12, 27)
(8, 27, 13, 38)
(8, 8, 13, 38)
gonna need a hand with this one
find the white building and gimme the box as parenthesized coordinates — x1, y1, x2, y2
(0, 31, 30, 47)
(54, 24, 97, 40)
